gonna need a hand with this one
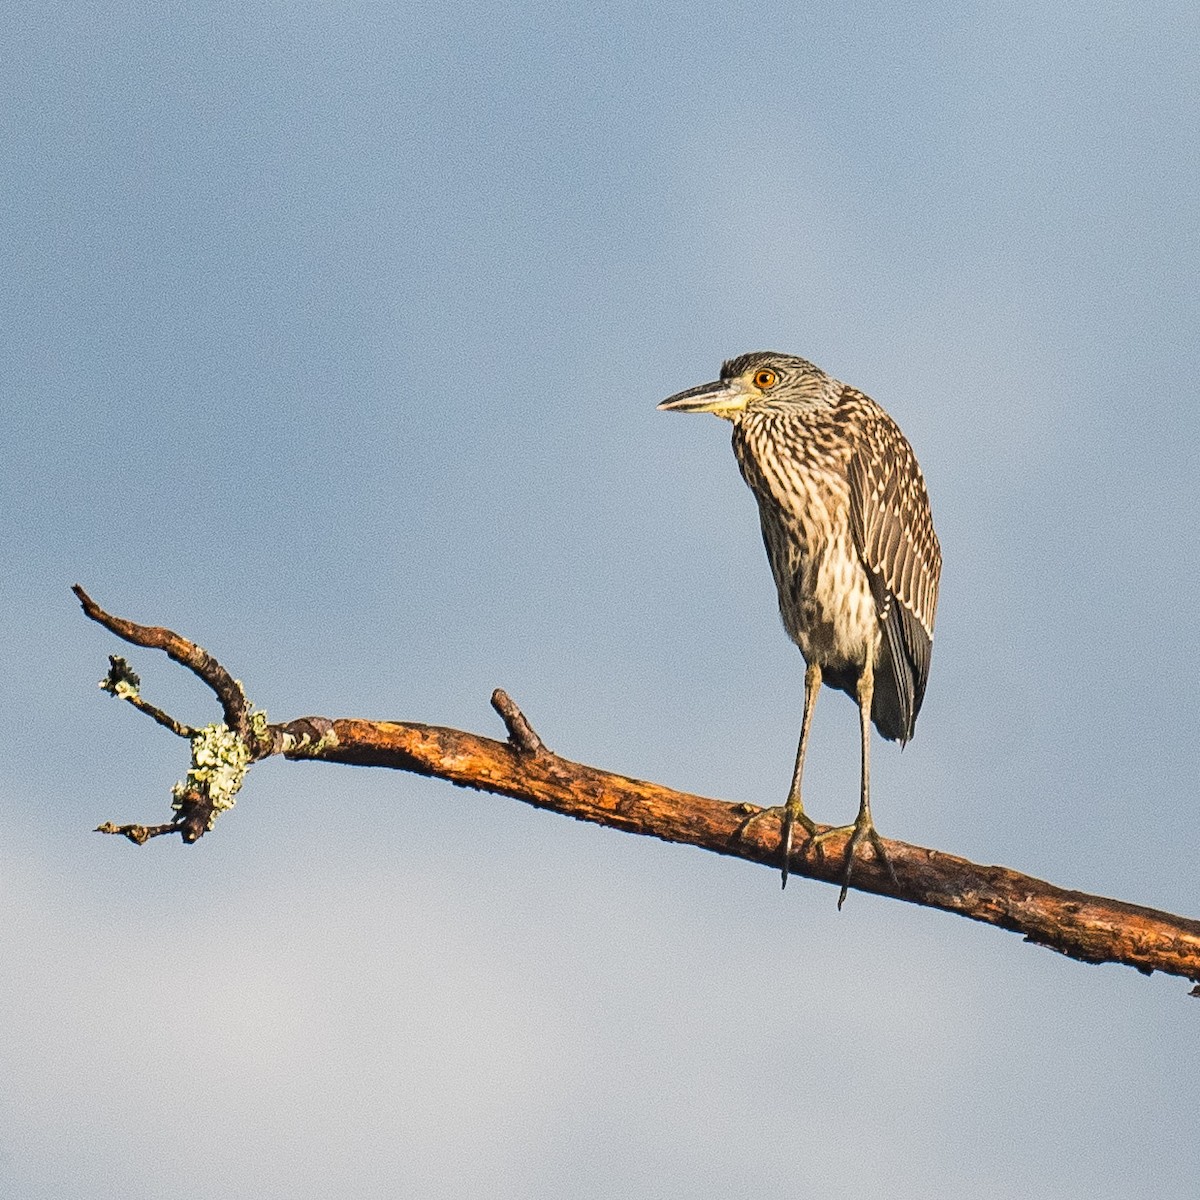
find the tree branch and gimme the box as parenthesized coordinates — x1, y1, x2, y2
(73, 585, 257, 744)
(74, 586, 1200, 993)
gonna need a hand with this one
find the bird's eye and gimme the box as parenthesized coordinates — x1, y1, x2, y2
(753, 368, 777, 390)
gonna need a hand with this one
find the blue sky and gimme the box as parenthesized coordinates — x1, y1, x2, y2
(3, 2, 1199, 1196)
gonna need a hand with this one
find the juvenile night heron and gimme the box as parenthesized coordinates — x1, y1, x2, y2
(659, 351, 941, 905)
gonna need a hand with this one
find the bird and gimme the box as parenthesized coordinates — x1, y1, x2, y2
(658, 351, 941, 906)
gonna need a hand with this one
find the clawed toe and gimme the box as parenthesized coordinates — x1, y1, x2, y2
(835, 819, 898, 909)
(733, 800, 898, 906)
(729, 804, 821, 890)
(730, 803, 785, 845)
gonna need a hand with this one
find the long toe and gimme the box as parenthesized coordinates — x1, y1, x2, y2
(780, 805, 823, 888)
(869, 827, 900, 891)
(785, 820, 857, 894)
(730, 805, 794, 874)
(731, 803, 786, 847)
(836, 820, 898, 909)
(728, 804, 820, 888)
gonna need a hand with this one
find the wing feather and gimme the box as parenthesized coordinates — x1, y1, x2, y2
(843, 393, 942, 741)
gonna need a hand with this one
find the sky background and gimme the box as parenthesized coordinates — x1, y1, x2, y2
(3, 1, 1200, 1196)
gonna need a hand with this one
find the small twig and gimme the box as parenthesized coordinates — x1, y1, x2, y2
(100, 655, 196, 738)
(491, 689, 545, 754)
(126, 695, 196, 738)
(73, 584, 254, 743)
(95, 821, 183, 845)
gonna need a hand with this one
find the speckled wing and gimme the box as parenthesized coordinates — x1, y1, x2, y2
(842, 391, 942, 742)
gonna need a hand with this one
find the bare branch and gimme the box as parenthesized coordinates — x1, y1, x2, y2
(95, 821, 184, 845)
(490, 688, 545, 754)
(73, 585, 256, 744)
(99, 655, 197, 738)
(76, 587, 1200, 991)
(271, 714, 1200, 987)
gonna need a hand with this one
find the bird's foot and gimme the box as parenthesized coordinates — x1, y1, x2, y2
(732, 803, 899, 903)
(724, 801, 820, 888)
(730, 802, 787, 847)
(730, 803, 818, 889)
(815, 815, 899, 910)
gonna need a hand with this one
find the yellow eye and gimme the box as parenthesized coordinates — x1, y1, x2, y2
(752, 368, 777, 390)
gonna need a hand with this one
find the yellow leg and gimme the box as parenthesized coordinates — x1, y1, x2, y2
(834, 652, 899, 908)
(780, 662, 822, 888)
(730, 661, 820, 886)
(733, 654, 899, 904)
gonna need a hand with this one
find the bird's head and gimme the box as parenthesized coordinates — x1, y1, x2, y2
(658, 351, 835, 420)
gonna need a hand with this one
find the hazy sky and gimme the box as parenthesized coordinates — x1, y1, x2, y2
(3, 2, 1199, 1196)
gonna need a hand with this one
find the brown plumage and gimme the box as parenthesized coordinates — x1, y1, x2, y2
(659, 351, 941, 902)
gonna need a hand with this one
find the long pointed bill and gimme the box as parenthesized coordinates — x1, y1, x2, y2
(657, 378, 749, 416)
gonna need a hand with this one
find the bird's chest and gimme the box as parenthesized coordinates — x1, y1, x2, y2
(733, 421, 880, 669)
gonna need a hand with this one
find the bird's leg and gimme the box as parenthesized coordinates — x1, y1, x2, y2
(730, 662, 820, 887)
(779, 661, 822, 888)
(834, 653, 899, 909)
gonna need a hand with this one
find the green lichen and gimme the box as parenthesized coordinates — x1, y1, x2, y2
(171, 707, 268, 827)
(100, 655, 141, 700)
(277, 722, 339, 758)
(247, 707, 270, 747)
